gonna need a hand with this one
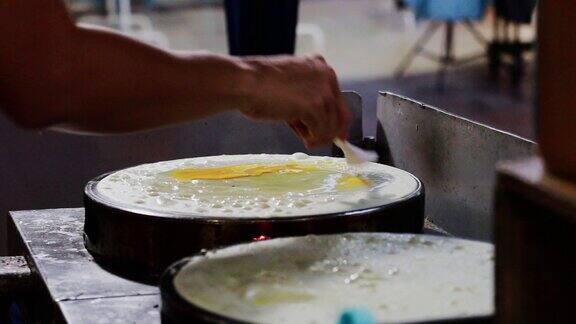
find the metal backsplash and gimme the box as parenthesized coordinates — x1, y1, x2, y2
(377, 92, 536, 241)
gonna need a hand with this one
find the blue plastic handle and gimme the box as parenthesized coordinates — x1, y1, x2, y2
(338, 308, 376, 324)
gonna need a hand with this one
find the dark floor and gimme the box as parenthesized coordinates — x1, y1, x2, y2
(343, 62, 535, 141)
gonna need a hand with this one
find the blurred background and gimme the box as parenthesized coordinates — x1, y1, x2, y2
(68, 0, 537, 139)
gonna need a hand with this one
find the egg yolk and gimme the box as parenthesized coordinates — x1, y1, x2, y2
(170, 162, 370, 192)
(337, 175, 370, 191)
(171, 163, 318, 181)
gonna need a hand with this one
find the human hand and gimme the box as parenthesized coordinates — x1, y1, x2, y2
(240, 55, 350, 148)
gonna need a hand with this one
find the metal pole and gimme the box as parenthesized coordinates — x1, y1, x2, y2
(437, 21, 454, 91)
(394, 22, 441, 78)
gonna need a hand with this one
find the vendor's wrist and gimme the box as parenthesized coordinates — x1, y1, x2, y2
(233, 58, 264, 113)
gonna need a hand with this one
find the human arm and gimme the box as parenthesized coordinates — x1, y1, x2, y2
(0, 0, 349, 147)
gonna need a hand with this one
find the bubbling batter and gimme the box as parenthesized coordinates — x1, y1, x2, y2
(173, 233, 494, 324)
(96, 153, 419, 217)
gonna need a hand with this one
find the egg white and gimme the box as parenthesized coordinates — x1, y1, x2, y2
(96, 154, 420, 218)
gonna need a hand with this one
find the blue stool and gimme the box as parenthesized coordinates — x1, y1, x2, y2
(394, 0, 490, 90)
(407, 0, 488, 20)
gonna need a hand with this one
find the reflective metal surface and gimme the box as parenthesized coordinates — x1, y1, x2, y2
(377, 92, 536, 240)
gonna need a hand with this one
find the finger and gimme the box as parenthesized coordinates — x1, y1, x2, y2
(302, 136, 324, 149)
(302, 112, 325, 148)
(295, 126, 316, 150)
(288, 122, 308, 148)
(288, 122, 303, 139)
(288, 120, 309, 139)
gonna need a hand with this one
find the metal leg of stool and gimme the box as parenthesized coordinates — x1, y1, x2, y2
(489, 17, 501, 79)
(462, 20, 487, 45)
(394, 22, 441, 79)
(436, 22, 454, 92)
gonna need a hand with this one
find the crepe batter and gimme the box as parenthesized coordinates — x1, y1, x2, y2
(173, 233, 494, 324)
(96, 153, 420, 217)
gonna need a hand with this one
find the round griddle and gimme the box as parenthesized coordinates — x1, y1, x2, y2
(84, 166, 424, 282)
(160, 234, 494, 324)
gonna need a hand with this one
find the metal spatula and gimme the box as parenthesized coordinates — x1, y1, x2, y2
(333, 139, 378, 165)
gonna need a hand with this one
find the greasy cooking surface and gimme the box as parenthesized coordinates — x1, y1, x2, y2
(95, 154, 420, 218)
